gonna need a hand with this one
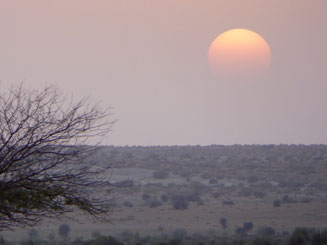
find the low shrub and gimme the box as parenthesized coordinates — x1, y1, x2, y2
(161, 193, 169, 202)
(235, 227, 247, 236)
(209, 178, 218, 184)
(212, 192, 220, 199)
(282, 195, 298, 204)
(222, 200, 234, 206)
(87, 236, 124, 245)
(58, 224, 71, 240)
(149, 199, 162, 208)
(243, 222, 254, 232)
(249, 237, 273, 245)
(171, 195, 188, 210)
(220, 217, 227, 228)
(289, 227, 310, 245)
(273, 199, 281, 207)
(123, 201, 133, 208)
(253, 191, 265, 198)
(153, 170, 170, 179)
(257, 226, 276, 237)
(142, 193, 151, 200)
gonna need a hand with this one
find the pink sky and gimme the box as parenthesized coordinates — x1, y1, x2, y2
(1, 0, 327, 145)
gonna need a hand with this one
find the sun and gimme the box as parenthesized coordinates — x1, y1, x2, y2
(208, 28, 271, 78)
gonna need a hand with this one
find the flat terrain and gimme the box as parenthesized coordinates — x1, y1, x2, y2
(2, 145, 327, 240)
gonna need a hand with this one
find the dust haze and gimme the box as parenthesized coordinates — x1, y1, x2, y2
(1, 1, 327, 245)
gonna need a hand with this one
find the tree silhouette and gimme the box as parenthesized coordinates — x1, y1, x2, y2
(0, 85, 114, 230)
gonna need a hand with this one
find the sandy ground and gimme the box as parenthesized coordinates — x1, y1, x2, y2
(2, 197, 327, 242)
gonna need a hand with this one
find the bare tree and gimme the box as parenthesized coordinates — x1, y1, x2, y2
(0, 85, 114, 230)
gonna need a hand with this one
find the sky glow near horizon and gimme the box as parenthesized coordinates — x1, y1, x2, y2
(1, 1, 327, 146)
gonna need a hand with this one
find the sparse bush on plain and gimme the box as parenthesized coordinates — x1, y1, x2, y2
(71, 237, 84, 245)
(58, 224, 71, 240)
(171, 195, 188, 210)
(243, 222, 254, 232)
(185, 192, 203, 205)
(249, 237, 273, 245)
(28, 229, 39, 241)
(300, 197, 312, 203)
(212, 192, 220, 199)
(201, 172, 211, 180)
(123, 201, 134, 208)
(180, 170, 192, 179)
(92, 231, 102, 239)
(190, 181, 206, 195)
(273, 199, 281, 207)
(256, 226, 276, 237)
(120, 230, 134, 243)
(168, 239, 182, 245)
(149, 198, 162, 208)
(87, 236, 124, 245)
(4, 227, 327, 245)
(197, 198, 204, 205)
(48, 233, 56, 244)
(289, 227, 310, 245)
(142, 193, 151, 201)
(235, 227, 247, 236)
(222, 200, 234, 206)
(153, 170, 170, 179)
(161, 193, 169, 202)
(310, 229, 327, 245)
(238, 188, 252, 197)
(0, 237, 5, 245)
(172, 228, 187, 240)
(158, 225, 165, 232)
(115, 180, 133, 188)
(253, 191, 266, 198)
(248, 176, 260, 183)
(282, 195, 297, 204)
(220, 217, 228, 228)
(209, 178, 218, 184)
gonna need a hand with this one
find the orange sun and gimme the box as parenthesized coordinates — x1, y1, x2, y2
(208, 28, 271, 79)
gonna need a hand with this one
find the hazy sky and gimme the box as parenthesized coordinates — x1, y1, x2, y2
(1, 1, 327, 145)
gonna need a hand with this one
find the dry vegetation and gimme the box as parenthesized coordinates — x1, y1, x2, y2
(102, 145, 327, 235)
(2, 144, 327, 243)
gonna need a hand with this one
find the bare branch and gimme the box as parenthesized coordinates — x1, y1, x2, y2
(0, 85, 115, 230)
